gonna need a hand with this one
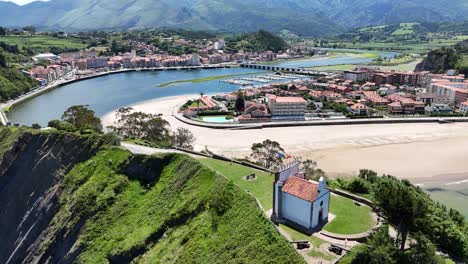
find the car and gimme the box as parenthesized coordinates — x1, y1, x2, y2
(328, 245, 343, 255)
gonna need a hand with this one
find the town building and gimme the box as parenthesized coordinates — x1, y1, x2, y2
(267, 95, 307, 120)
(272, 161, 330, 233)
(459, 100, 468, 115)
(348, 103, 369, 116)
(425, 104, 453, 115)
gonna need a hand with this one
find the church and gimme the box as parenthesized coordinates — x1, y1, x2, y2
(272, 160, 330, 233)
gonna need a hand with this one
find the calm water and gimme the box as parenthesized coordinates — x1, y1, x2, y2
(8, 68, 257, 125)
(200, 116, 234, 123)
(8, 51, 399, 126)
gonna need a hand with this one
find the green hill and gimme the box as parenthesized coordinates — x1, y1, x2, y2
(0, 0, 467, 36)
(0, 128, 304, 263)
(416, 39, 468, 74)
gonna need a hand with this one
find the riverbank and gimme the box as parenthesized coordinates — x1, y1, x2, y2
(0, 65, 234, 122)
(102, 95, 468, 181)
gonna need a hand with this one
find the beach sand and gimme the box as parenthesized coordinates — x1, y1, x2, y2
(102, 95, 468, 182)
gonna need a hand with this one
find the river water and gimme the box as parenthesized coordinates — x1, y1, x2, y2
(8, 50, 398, 126)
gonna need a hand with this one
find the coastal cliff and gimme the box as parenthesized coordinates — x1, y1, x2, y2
(0, 128, 303, 264)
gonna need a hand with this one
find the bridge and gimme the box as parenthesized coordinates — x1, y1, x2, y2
(240, 63, 331, 76)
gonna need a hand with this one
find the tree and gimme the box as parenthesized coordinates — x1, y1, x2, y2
(22, 26, 35, 33)
(0, 51, 6, 68)
(300, 159, 320, 180)
(353, 226, 400, 264)
(31, 123, 41, 129)
(250, 139, 284, 169)
(110, 107, 173, 147)
(61, 105, 102, 132)
(373, 176, 429, 251)
(235, 91, 245, 112)
(111, 40, 118, 55)
(0, 27, 5, 36)
(406, 233, 444, 264)
(173, 127, 196, 150)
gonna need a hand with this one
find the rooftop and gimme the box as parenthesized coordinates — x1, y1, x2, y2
(282, 176, 319, 202)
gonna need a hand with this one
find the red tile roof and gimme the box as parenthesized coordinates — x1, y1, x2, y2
(282, 176, 319, 202)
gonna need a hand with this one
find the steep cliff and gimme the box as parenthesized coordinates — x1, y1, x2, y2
(0, 130, 111, 264)
(0, 129, 303, 263)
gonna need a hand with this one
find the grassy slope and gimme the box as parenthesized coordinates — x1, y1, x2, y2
(199, 158, 274, 210)
(0, 126, 30, 157)
(45, 149, 303, 263)
(324, 195, 375, 235)
(0, 35, 87, 50)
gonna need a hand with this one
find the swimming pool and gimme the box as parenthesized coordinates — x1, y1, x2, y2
(200, 116, 234, 123)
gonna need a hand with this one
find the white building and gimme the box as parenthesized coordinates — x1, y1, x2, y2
(214, 39, 225, 50)
(267, 95, 307, 120)
(272, 161, 330, 232)
(32, 53, 59, 62)
(460, 100, 468, 115)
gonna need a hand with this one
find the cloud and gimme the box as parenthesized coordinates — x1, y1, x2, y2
(2, 0, 45, 5)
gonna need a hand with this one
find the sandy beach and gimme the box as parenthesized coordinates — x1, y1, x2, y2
(102, 95, 468, 182)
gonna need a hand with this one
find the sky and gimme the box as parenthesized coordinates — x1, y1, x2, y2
(2, 0, 44, 5)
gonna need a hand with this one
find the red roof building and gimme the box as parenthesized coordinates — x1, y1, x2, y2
(282, 176, 319, 202)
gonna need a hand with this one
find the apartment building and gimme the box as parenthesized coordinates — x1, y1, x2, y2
(268, 95, 307, 120)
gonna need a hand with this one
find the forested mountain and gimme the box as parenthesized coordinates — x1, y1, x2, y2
(0, 43, 37, 102)
(0, 0, 467, 36)
(416, 40, 468, 74)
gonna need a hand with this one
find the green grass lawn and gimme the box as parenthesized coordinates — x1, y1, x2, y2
(324, 195, 375, 235)
(199, 158, 376, 235)
(0, 35, 87, 50)
(198, 158, 275, 210)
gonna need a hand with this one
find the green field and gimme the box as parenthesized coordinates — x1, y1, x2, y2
(0, 35, 87, 50)
(327, 35, 468, 54)
(310, 58, 422, 72)
(324, 195, 376, 235)
(391, 23, 417, 36)
(198, 158, 274, 209)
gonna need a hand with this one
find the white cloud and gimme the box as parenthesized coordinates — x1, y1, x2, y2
(2, 0, 45, 5)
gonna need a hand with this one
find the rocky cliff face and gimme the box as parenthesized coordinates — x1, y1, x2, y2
(416, 47, 460, 73)
(0, 132, 104, 264)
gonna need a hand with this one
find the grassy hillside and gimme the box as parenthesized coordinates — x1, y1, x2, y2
(1, 0, 467, 36)
(0, 35, 87, 52)
(38, 149, 304, 263)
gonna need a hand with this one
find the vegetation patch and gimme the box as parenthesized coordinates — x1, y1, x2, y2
(324, 195, 375, 235)
(198, 158, 274, 210)
(39, 150, 303, 263)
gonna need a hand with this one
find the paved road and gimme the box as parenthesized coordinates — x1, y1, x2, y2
(121, 142, 184, 155)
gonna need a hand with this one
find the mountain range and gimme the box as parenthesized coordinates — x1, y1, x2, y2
(0, 0, 467, 35)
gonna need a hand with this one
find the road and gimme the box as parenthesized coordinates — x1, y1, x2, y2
(121, 142, 184, 155)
